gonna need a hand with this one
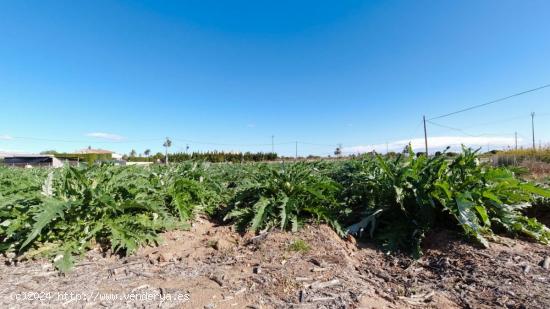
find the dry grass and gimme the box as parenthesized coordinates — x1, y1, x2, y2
(493, 147, 550, 165)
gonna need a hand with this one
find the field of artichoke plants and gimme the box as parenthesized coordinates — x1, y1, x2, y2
(1, 147, 549, 273)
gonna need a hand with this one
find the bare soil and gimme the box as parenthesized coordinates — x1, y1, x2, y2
(1, 218, 549, 308)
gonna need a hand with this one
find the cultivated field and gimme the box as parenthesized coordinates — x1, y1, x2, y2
(1, 148, 549, 308)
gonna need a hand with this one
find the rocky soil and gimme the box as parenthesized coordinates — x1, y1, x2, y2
(1, 217, 549, 308)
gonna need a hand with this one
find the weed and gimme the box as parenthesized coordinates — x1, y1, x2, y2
(288, 239, 311, 253)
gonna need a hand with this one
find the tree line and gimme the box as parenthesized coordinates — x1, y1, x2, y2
(126, 151, 278, 163)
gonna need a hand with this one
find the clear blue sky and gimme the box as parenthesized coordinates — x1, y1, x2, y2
(1, 0, 550, 156)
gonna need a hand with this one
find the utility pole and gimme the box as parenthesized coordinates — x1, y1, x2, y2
(271, 135, 274, 153)
(514, 132, 518, 151)
(423, 115, 428, 155)
(531, 112, 536, 150)
(295, 141, 298, 160)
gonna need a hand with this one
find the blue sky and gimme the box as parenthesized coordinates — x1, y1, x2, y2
(1, 0, 550, 156)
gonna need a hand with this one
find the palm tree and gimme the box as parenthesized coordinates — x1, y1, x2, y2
(163, 137, 172, 164)
(144, 149, 151, 157)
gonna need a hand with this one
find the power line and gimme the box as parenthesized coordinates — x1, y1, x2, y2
(7, 135, 298, 147)
(10, 136, 160, 144)
(172, 138, 293, 147)
(298, 121, 426, 151)
(5, 129, 439, 156)
(461, 114, 530, 129)
(426, 121, 478, 136)
(296, 141, 336, 147)
(429, 83, 550, 120)
(5, 135, 337, 149)
(456, 112, 550, 130)
(427, 120, 514, 137)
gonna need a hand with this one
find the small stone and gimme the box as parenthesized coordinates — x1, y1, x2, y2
(234, 288, 246, 296)
(310, 279, 340, 290)
(542, 256, 550, 270)
(253, 266, 262, 274)
(523, 264, 531, 274)
(309, 258, 328, 268)
(210, 273, 225, 286)
(158, 252, 173, 262)
(213, 238, 234, 251)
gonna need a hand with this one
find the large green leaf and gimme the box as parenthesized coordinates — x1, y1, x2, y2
(20, 199, 68, 250)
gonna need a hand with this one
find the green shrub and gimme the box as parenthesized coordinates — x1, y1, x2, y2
(1, 147, 548, 272)
(0, 164, 190, 272)
(223, 163, 346, 234)
(341, 146, 550, 257)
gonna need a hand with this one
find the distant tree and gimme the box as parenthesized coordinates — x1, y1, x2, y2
(153, 152, 164, 162)
(165, 151, 278, 163)
(163, 137, 172, 164)
(86, 154, 98, 166)
(334, 147, 342, 157)
(40, 150, 58, 155)
(130, 149, 137, 157)
(144, 149, 151, 157)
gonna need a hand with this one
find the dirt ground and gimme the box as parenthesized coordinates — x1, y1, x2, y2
(1, 217, 549, 309)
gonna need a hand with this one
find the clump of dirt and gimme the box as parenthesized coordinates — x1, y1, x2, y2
(1, 218, 549, 308)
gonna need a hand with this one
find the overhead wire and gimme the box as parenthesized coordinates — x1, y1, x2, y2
(10, 136, 161, 144)
(429, 83, 550, 120)
(427, 120, 515, 137)
(171, 138, 294, 147)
